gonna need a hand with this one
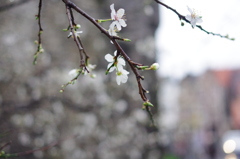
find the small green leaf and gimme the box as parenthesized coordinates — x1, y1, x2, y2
(143, 101, 154, 107)
(123, 38, 131, 42)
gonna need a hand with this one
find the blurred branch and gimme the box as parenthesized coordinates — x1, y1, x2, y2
(65, 5, 88, 67)
(0, 0, 31, 12)
(0, 135, 78, 158)
(0, 142, 12, 151)
(1, 97, 94, 114)
(33, 0, 44, 65)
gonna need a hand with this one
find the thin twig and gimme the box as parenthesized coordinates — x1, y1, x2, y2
(33, 0, 43, 65)
(146, 106, 155, 126)
(78, 37, 89, 62)
(65, 4, 90, 70)
(0, 135, 79, 158)
(0, 142, 12, 151)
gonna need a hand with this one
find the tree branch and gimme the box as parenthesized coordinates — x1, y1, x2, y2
(62, 0, 155, 123)
(33, 0, 44, 65)
(0, 135, 78, 158)
(154, 0, 234, 40)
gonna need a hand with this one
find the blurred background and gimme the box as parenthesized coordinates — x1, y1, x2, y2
(157, 0, 240, 159)
(0, 0, 240, 159)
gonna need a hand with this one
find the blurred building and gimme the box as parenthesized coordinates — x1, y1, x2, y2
(159, 69, 240, 159)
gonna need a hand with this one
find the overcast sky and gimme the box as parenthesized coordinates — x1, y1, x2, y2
(156, 0, 240, 79)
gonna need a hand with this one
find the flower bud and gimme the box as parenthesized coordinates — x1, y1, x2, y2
(143, 101, 154, 107)
(0, 151, 5, 155)
(39, 48, 44, 53)
(75, 24, 81, 29)
(150, 63, 159, 70)
(34, 40, 38, 44)
(123, 38, 131, 42)
(90, 74, 96, 78)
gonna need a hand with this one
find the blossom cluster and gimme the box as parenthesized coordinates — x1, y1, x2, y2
(105, 51, 129, 85)
(69, 64, 96, 79)
(67, 4, 160, 86)
(104, 4, 159, 85)
(104, 4, 129, 85)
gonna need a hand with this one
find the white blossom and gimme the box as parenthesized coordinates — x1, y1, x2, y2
(110, 4, 127, 31)
(68, 69, 79, 77)
(68, 30, 83, 38)
(69, 64, 96, 77)
(108, 22, 118, 36)
(105, 51, 125, 72)
(185, 6, 203, 28)
(87, 64, 96, 70)
(84, 64, 97, 77)
(105, 51, 129, 85)
(116, 68, 129, 85)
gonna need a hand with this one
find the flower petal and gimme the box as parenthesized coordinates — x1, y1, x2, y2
(69, 69, 78, 77)
(109, 66, 115, 73)
(107, 63, 113, 68)
(105, 54, 114, 62)
(114, 50, 117, 56)
(187, 6, 193, 14)
(68, 32, 73, 38)
(109, 22, 118, 36)
(76, 31, 83, 34)
(116, 75, 121, 85)
(108, 28, 117, 36)
(115, 22, 122, 31)
(117, 8, 125, 18)
(117, 64, 124, 71)
(107, 62, 116, 73)
(191, 19, 197, 27)
(110, 4, 114, 10)
(121, 74, 128, 83)
(196, 18, 203, 23)
(109, 22, 115, 30)
(111, 13, 115, 20)
(185, 15, 191, 22)
(118, 58, 126, 66)
(122, 69, 129, 75)
(110, 4, 116, 20)
(119, 19, 127, 27)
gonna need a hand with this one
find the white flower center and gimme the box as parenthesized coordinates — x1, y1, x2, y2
(191, 13, 197, 19)
(114, 15, 119, 21)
